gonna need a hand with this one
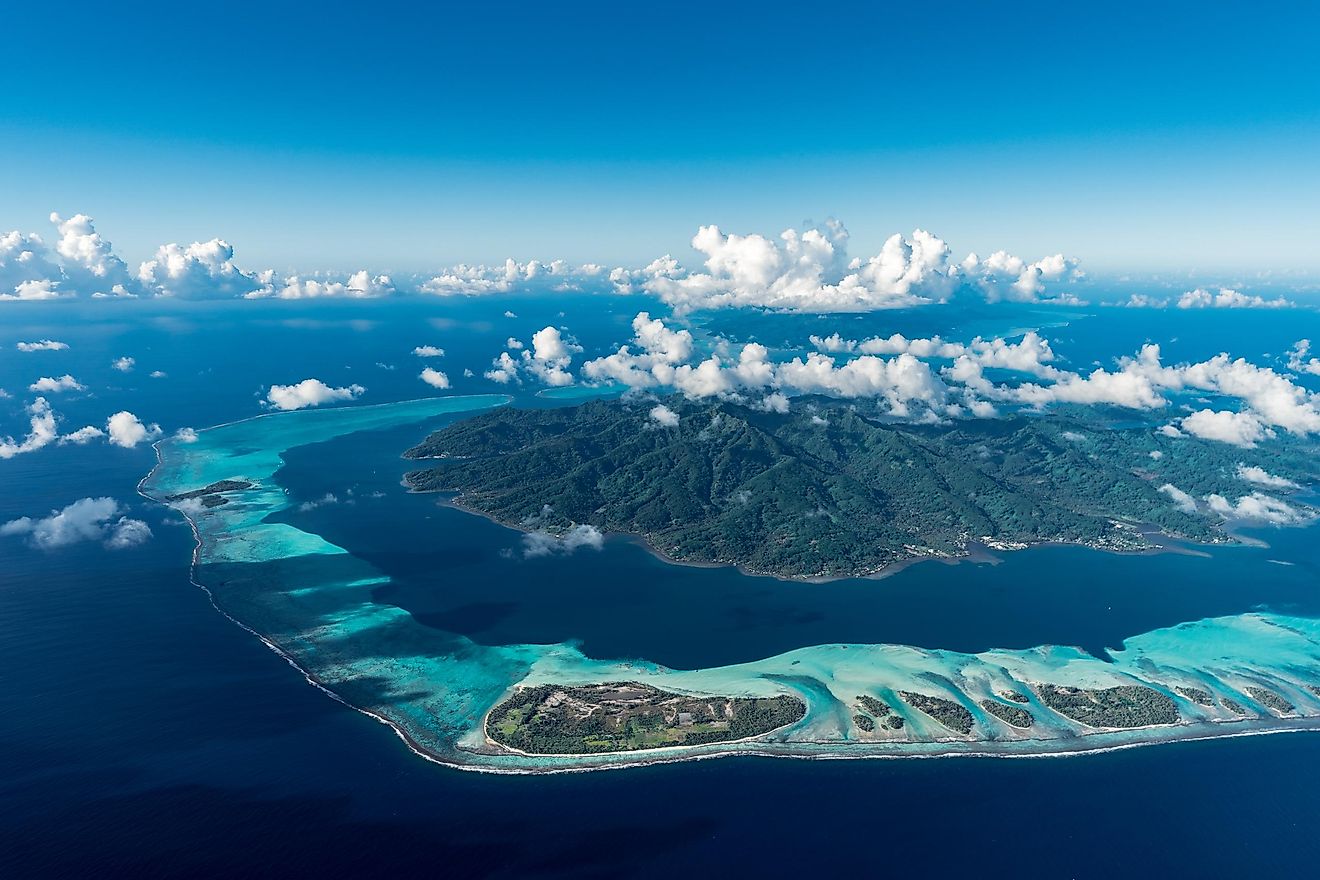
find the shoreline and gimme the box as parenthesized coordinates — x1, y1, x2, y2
(448, 720, 1320, 777)
(407, 479, 1230, 586)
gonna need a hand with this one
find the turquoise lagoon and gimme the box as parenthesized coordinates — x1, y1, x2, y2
(140, 396, 1320, 773)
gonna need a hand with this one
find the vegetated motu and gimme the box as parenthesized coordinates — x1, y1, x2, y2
(1034, 684, 1180, 728)
(1244, 687, 1296, 715)
(855, 694, 905, 730)
(899, 691, 976, 734)
(979, 698, 1034, 729)
(165, 479, 254, 509)
(404, 396, 1314, 580)
(486, 682, 806, 754)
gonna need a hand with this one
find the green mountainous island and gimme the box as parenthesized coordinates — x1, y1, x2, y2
(403, 396, 1314, 580)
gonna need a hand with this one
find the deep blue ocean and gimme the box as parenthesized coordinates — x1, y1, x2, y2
(3, 295, 1319, 877)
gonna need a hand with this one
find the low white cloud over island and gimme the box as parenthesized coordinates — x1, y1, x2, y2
(265, 379, 365, 411)
(1, 496, 152, 550)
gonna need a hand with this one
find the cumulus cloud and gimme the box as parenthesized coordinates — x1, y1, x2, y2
(813, 331, 1060, 378)
(584, 313, 1320, 436)
(106, 411, 163, 448)
(175, 427, 199, 443)
(776, 352, 950, 416)
(1176, 409, 1272, 447)
(16, 339, 68, 352)
(138, 239, 262, 299)
(963, 251, 1082, 303)
(526, 326, 581, 386)
(529, 326, 576, 363)
(111, 356, 135, 372)
(1287, 340, 1320, 376)
(1123, 288, 1295, 310)
(1, 279, 65, 301)
(50, 213, 137, 296)
(808, 333, 857, 353)
(420, 367, 451, 389)
(2, 214, 138, 298)
(104, 517, 153, 548)
(7, 211, 1092, 309)
(668, 355, 742, 398)
(1186, 359, 1320, 435)
(297, 492, 340, 512)
(1118, 293, 1171, 309)
(28, 375, 85, 393)
(0, 397, 58, 459)
(423, 260, 522, 295)
(422, 258, 598, 296)
(644, 221, 964, 314)
(4, 213, 583, 302)
(1236, 464, 1299, 489)
(947, 340, 1159, 413)
(59, 425, 105, 445)
(581, 312, 697, 390)
(168, 498, 208, 517)
(3, 213, 267, 300)
(1003, 365, 1166, 410)
(484, 351, 520, 384)
(248, 270, 395, 300)
(1204, 492, 1309, 525)
(649, 404, 679, 427)
(1113, 345, 1320, 442)
(0, 496, 151, 550)
(583, 314, 1032, 418)
(633, 220, 1080, 314)
(632, 312, 694, 363)
(1182, 371, 1309, 433)
(1158, 484, 1199, 514)
(265, 379, 365, 411)
(413, 345, 445, 357)
(1, 229, 65, 298)
(586, 321, 770, 403)
(608, 256, 684, 295)
(521, 524, 605, 557)
(485, 326, 582, 386)
(1176, 288, 1293, 310)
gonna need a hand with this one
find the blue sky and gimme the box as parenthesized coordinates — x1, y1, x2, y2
(4, 0, 1320, 274)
